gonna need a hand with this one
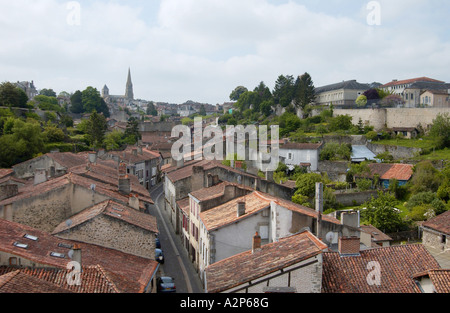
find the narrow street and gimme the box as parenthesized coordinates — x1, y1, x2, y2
(147, 183, 204, 293)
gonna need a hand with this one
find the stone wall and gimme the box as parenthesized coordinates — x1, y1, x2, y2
(333, 107, 450, 131)
(334, 190, 378, 207)
(422, 228, 449, 254)
(367, 142, 421, 160)
(55, 215, 156, 260)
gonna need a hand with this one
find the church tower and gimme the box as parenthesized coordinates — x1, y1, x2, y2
(125, 68, 134, 101)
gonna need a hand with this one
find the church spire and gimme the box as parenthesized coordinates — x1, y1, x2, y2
(125, 67, 134, 101)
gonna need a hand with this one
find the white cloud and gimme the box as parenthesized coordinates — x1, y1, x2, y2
(0, 0, 449, 104)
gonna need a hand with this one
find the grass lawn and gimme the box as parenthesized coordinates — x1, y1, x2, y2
(411, 148, 450, 161)
(372, 137, 437, 150)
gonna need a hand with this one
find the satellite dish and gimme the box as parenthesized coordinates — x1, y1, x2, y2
(68, 249, 74, 259)
(326, 232, 335, 243)
(90, 184, 96, 191)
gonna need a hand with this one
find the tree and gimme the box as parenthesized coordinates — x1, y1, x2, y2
(363, 88, 381, 100)
(329, 115, 353, 132)
(408, 161, 443, 194)
(294, 72, 315, 110)
(146, 102, 157, 116)
(81, 87, 110, 117)
(360, 192, 408, 233)
(320, 142, 352, 161)
(381, 94, 405, 107)
(199, 104, 206, 116)
(0, 82, 28, 108)
(85, 111, 107, 150)
(39, 89, 57, 97)
(34, 95, 62, 112)
(429, 113, 450, 149)
(230, 86, 248, 101)
(70, 90, 84, 114)
(295, 173, 323, 198)
(356, 95, 367, 107)
(124, 117, 141, 145)
(273, 75, 295, 107)
(104, 130, 125, 151)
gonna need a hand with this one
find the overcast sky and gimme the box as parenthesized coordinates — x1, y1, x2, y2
(1, 0, 449, 104)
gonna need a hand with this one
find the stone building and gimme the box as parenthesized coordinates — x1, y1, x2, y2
(421, 210, 450, 256)
(204, 230, 327, 293)
(52, 199, 158, 260)
(0, 218, 159, 293)
(314, 80, 371, 106)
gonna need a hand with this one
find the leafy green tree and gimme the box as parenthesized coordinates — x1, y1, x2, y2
(230, 86, 248, 101)
(199, 105, 206, 116)
(295, 173, 323, 198)
(360, 192, 408, 233)
(34, 95, 62, 112)
(408, 161, 443, 194)
(85, 112, 107, 150)
(356, 95, 367, 107)
(0, 82, 28, 108)
(39, 89, 57, 97)
(320, 142, 352, 161)
(329, 115, 353, 132)
(429, 113, 450, 149)
(70, 90, 84, 114)
(43, 124, 66, 143)
(81, 87, 110, 117)
(277, 112, 302, 137)
(294, 72, 315, 110)
(104, 130, 125, 151)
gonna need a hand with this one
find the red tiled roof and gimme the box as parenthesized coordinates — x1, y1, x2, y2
(413, 269, 450, 293)
(190, 181, 253, 202)
(0, 169, 14, 179)
(52, 199, 158, 235)
(0, 270, 72, 293)
(0, 218, 158, 293)
(422, 210, 450, 236)
(366, 163, 413, 181)
(205, 231, 327, 293)
(381, 77, 444, 88)
(177, 197, 190, 215)
(322, 244, 441, 293)
(0, 266, 122, 293)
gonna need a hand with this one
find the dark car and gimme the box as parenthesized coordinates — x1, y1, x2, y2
(157, 277, 176, 293)
(155, 248, 164, 264)
(155, 237, 161, 249)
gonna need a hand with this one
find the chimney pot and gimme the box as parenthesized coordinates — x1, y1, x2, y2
(237, 201, 246, 217)
(252, 232, 262, 253)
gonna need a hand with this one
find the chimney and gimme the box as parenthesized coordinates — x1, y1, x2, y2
(237, 201, 246, 217)
(34, 169, 47, 185)
(338, 236, 360, 255)
(88, 152, 97, 164)
(132, 148, 138, 156)
(315, 182, 323, 239)
(207, 173, 213, 188)
(128, 194, 139, 210)
(118, 162, 131, 195)
(252, 232, 262, 254)
(71, 244, 82, 270)
(341, 211, 360, 228)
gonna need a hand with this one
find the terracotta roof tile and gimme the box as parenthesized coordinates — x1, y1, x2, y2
(365, 163, 413, 181)
(322, 244, 441, 293)
(190, 181, 253, 202)
(422, 210, 450, 235)
(422, 269, 450, 293)
(52, 199, 158, 235)
(0, 218, 158, 293)
(381, 77, 444, 88)
(205, 231, 327, 293)
(0, 270, 72, 293)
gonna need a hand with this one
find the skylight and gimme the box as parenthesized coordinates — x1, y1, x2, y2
(58, 243, 73, 249)
(13, 242, 28, 249)
(24, 234, 38, 241)
(50, 252, 65, 258)
(112, 207, 124, 212)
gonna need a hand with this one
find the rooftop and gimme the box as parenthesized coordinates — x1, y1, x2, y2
(422, 210, 450, 236)
(205, 230, 327, 293)
(0, 218, 159, 293)
(315, 80, 371, 94)
(52, 199, 158, 235)
(381, 77, 444, 88)
(322, 244, 441, 293)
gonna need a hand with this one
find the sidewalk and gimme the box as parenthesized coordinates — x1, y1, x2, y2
(425, 246, 450, 269)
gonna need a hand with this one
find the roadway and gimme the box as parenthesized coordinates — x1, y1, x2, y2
(147, 183, 204, 293)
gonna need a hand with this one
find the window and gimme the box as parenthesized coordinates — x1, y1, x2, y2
(13, 242, 28, 249)
(288, 153, 293, 160)
(24, 234, 38, 241)
(260, 225, 269, 240)
(50, 252, 65, 259)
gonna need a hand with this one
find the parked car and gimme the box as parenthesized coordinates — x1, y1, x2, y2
(155, 237, 161, 249)
(157, 276, 176, 293)
(155, 248, 164, 264)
